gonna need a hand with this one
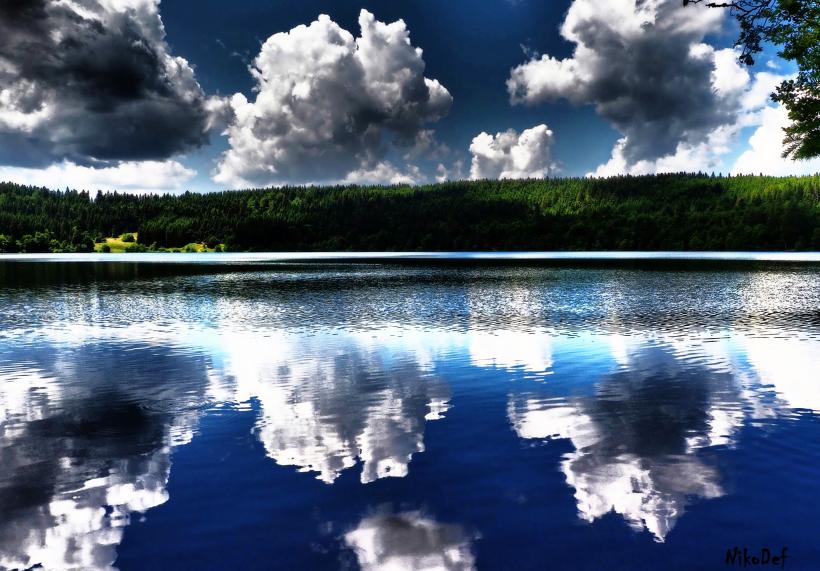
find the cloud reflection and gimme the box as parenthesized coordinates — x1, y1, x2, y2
(207, 332, 452, 484)
(509, 332, 820, 542)
(0, 347, 207, 571)
(469, 331, 552, 374)
(508, 341, 745, 542)
(344, 510, 476, 571)
(2, 272, 819, 567)
(741, 338, 820, 412)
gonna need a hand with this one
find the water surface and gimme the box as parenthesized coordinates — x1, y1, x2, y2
(1, 258, 819, 570)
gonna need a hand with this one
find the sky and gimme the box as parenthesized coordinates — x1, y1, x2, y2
(0, 0, 818, 193)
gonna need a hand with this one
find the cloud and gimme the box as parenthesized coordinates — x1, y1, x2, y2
(588, 65, 794, 176)
(588, 125, 735, 177)
(403, 129, 451, 163)
(732, 106, 820, 176)
(508, 0, 813, 176)
(469, 124, 555, 179)
(0, 160, 196, 194)
(213, 10, 452, 188)
(436, 160, 466, 183)
(506, 0, 760, 172)
(0, 0, 219, 167)
(343, 162, 422, 186)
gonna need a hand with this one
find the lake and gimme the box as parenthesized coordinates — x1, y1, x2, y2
(1, 255, 819, 570)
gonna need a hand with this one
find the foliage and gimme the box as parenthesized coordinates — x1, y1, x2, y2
(0, 174, 819, 252)
(685, 0, 820, 159)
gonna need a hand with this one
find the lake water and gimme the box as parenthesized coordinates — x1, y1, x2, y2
(1, 256, 819, 570)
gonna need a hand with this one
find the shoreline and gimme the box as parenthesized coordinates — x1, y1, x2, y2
(3, 251, 820, 265)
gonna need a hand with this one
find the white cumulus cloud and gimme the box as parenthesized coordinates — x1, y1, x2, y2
(342, 162, 422, 186)
(0, 160, 196, 194)
(469, 124, 555, 180)
(732, 106, 820, 176)
(213, 10, 452, 188)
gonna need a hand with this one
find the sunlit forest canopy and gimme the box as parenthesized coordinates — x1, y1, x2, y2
(1, 173, 819, 252)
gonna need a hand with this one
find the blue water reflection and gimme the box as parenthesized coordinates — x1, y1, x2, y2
(0, 261, 818, 570)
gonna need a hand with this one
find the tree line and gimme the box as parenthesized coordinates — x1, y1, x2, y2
(1, 173, 819, 253)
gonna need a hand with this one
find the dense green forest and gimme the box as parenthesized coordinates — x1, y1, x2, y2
(1, 173, 819, 252)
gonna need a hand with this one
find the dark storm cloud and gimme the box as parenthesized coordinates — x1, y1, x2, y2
(573, 33, 732, 163)
(507, 0, 740, 167)
(0, 0, 213, 166)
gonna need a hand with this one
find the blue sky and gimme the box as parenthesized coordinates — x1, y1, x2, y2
(0, 0, 815, 192)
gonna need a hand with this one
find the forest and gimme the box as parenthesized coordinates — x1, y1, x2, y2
(0, 173, 819, 253)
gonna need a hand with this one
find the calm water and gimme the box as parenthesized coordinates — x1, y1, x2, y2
(1, 257, 819, 570)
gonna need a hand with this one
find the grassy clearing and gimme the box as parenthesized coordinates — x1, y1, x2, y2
(94, 233, 225, 253)
(94, 233, 138, 253)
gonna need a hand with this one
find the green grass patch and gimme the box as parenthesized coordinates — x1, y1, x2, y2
(94, 233, 140, 253)
(94, 233, 225, 253)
